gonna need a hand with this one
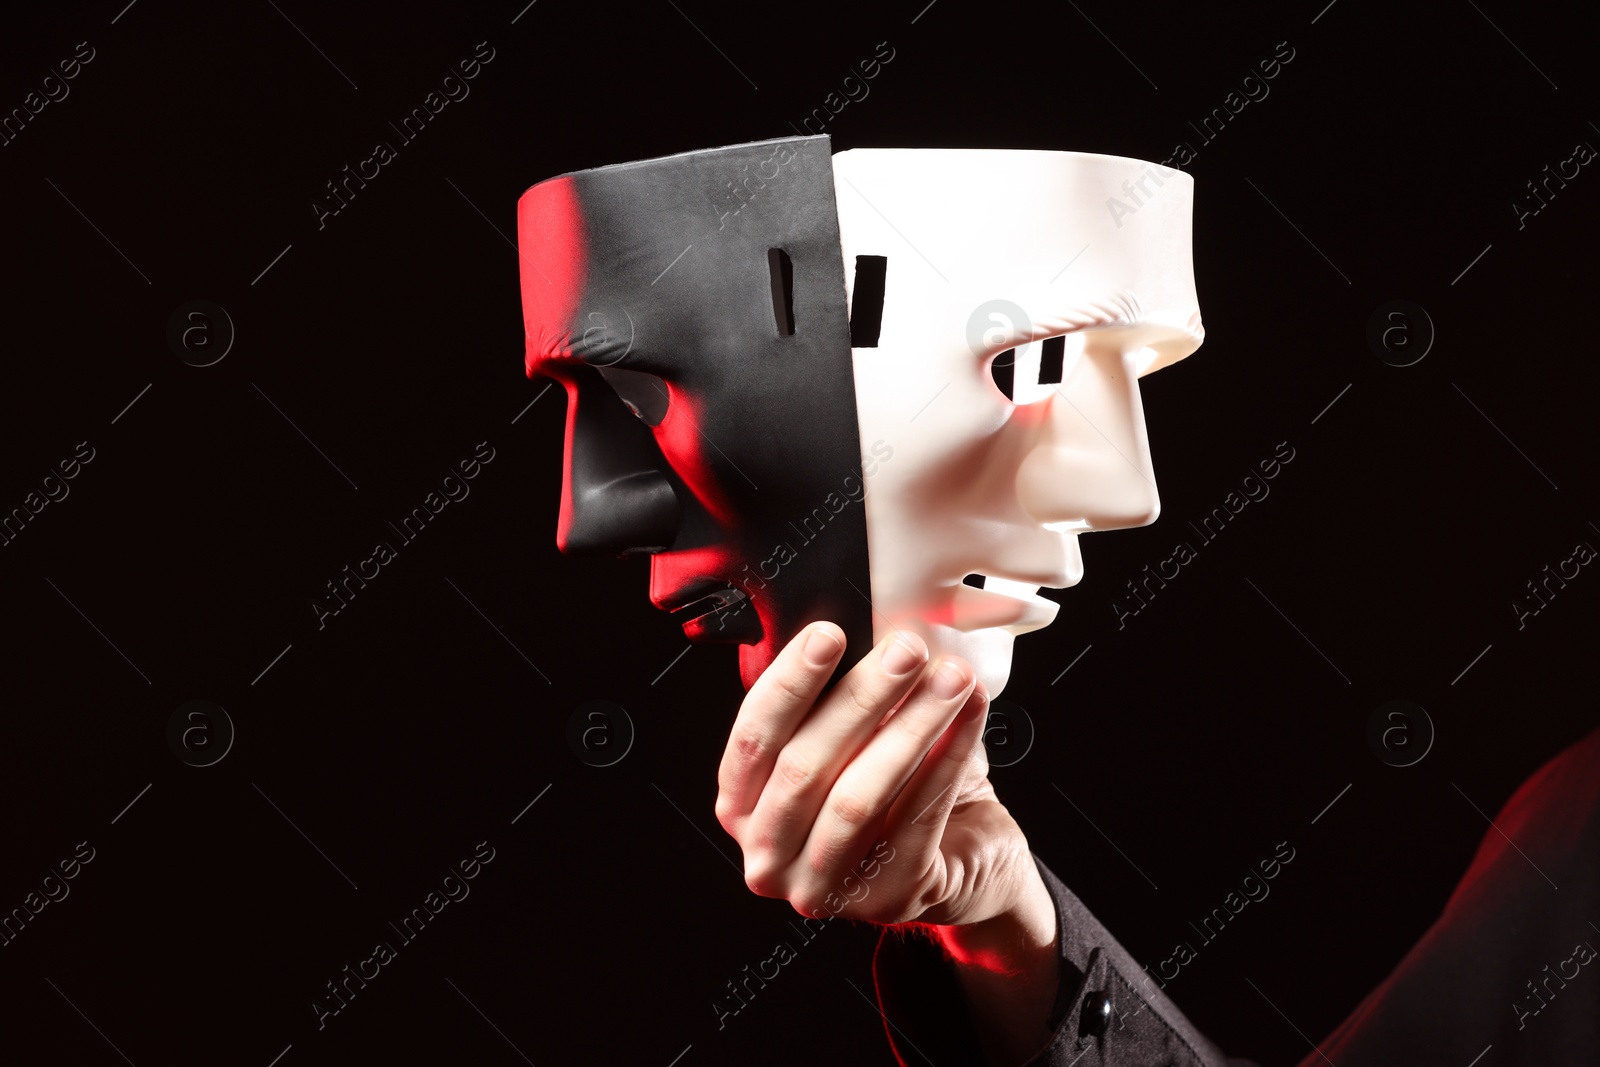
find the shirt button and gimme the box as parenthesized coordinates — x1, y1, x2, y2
(1081, 990, 1113, 1037)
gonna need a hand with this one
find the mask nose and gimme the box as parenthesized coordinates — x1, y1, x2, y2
(556, 365, 682, 556)
(1014, 343, 1160, 531)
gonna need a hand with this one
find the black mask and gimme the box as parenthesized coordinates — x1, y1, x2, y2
(517, 135, 875, 689)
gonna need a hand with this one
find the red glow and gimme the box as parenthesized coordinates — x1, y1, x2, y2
(554, 372, 582, 554)
(1320, 727, 1600, 1060)
(517, 175, 587, 376)
(649, 388, 740, 528)
(933, 931, 1019, 976)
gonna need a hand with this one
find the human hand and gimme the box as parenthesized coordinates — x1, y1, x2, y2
(714, 621, 1049, 935)
(716, 622, 1061, 1062)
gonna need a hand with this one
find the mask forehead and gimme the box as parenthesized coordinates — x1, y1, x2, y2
(831, 149, 1202, 376)
(519, 136, 857, 381)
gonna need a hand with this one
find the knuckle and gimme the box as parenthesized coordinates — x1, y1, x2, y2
(713, 793, 738, 833)
(970, 741, 991, 777)
(769, 666, 815, 705)
(789, 890, 829, 918)
(790, 899, 820, 922)
(839, 674, 887, 720)
(827, 788, 875, 829)
(774, 749, 817, 792)
(886, 703, 940, 746)
(805, 846, 838, 880)
(942, 733, 977, 769)
(742, 857, 782, 898)
(730, 726, 769, 766)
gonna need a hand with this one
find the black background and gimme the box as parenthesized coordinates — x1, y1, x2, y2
(1, 2, 1595, 1065)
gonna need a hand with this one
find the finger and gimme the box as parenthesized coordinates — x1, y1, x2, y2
(800, 658, 978, 889)
(741, 629, 930, 880)
(873, 681, 990, 898)
(716, 621, 845, 828)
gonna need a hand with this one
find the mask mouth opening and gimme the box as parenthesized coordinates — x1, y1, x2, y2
(669, 583, 748, 624)
(960, 574, 1048, 603)
(949, 574, 1060, 634)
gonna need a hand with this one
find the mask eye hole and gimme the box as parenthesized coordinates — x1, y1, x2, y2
(598, 366, 669, 426)
(1039, 335, 1066, 384)
(990, 333, 1083, 404)
(768, 248, 795, 336)
(849, 255, 887, 347)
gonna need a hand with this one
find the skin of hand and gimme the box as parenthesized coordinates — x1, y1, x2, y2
(715, 621, 1063, 1066)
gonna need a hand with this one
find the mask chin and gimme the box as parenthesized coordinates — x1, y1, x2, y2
(976, 640, 1016, 701)
(936, 621, 1018, 701)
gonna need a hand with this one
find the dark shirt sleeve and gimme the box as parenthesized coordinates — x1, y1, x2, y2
(872, 853, 1258, 1067)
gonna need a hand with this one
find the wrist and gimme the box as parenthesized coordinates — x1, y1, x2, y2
(931, 862, 1061, 1065)
(934, 860, 1058, 973)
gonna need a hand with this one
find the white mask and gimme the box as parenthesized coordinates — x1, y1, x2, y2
(833, 149, 1204, 697)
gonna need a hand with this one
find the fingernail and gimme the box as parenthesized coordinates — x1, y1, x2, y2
(803, 627, 842, 666)
(882, 633, 927, 676)
(932, 660, 970, 700)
